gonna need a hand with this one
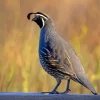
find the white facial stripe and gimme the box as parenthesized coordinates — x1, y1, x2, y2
(41, 18, 45, 28)
(37, 14, 48, 20)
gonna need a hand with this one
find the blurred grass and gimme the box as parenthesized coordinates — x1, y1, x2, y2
(0, 0, 100, 94)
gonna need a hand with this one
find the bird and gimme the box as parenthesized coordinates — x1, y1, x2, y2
(27, 12, 97, 95)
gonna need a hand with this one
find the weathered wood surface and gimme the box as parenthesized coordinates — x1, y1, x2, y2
(0, 92, 99, 100)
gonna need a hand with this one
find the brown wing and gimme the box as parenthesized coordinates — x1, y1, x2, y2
(43, 42, 76, 77)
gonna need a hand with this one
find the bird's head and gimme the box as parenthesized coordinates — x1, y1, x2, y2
(27, 12, 49, 28)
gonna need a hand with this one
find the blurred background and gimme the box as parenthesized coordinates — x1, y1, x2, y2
(0, 0, 100, 94)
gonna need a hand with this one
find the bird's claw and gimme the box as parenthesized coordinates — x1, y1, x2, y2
(49, 90, 59, 94)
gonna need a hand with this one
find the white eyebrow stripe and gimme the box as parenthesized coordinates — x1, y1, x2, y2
(41, 18, 45, 27)
(37, 14, 48, 20)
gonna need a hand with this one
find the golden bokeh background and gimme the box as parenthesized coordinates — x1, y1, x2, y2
(0, 0, 100, 94)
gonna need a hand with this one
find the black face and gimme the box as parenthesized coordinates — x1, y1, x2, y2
(33, 15, 46, 28)
(27, 12, 48, 28)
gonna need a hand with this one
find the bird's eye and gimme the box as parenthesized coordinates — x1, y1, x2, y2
(32, 15, 39, 21)
(33, 16, 37, 21)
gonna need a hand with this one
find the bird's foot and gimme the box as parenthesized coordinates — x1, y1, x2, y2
(49, 90, 59, 94)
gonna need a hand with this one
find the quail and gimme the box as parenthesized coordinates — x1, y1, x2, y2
(27, 12, 97, 95)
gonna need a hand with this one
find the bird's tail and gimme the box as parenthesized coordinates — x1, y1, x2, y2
(71, 75, 97, 95)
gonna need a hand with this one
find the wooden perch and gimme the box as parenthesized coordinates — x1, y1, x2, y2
(0, 92, 99, 100)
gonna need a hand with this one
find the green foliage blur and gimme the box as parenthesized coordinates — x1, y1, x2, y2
(0, 0, 100, 94)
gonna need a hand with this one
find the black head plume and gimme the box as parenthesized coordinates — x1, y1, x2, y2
(27, 12, 49, 28)
(27, 12, 34, 20)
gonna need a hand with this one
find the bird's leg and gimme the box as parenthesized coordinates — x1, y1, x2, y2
(63, 79, 71, 94)
(50, 79, 61, 94)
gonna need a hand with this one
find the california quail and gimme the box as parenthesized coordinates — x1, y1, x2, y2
(27, 12, 97, 95)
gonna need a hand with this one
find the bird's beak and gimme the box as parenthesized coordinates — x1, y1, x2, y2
(27, 12, 36, 21)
